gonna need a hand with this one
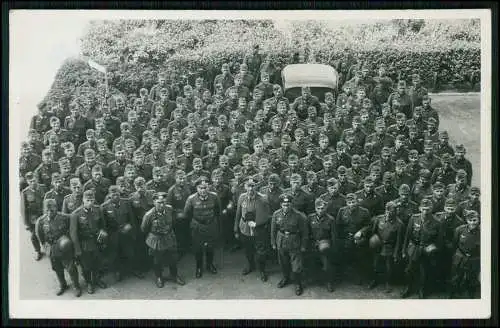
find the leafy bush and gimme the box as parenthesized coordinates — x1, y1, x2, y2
(41, 19, 480, 107)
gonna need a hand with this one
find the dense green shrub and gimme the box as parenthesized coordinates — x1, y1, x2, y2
(40, 19, 480, 108)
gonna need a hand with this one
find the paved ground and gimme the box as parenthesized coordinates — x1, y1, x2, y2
(18, 93, 481, 300)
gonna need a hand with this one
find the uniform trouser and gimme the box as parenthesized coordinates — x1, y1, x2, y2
(240, 225, 270, 272)
(150, 249, 178, 278)
(108, 232, 135, 274)
(404, 250, 437, 294)
(309, 248, 334, 283)
(372, 254, 395, 284)
(50, 251, 80, 288)
(79, 249, 101, 285)
(27, 224, 41, 253)
(450, 253, 480, 297)
(135, 230, 150, 271)
(278, 247, 303, 283)
(335, 240, 370, 282)
(192, 226, 218, 269)
(174, 213, 191, 254)
(222, 210, 237, 247)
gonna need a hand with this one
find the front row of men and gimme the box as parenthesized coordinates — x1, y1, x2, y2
(27, 173, 479, 298)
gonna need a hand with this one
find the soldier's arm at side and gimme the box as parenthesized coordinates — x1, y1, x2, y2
(140, 211, 151, 234)
(270, 212, 277, 249)
(34, 216, 45, 246)
(299, 212, 309, 251)
(234, 194, 243, 233)
(402, 216, 413, 256)
(20, 191, 28, 227)
(394, 221, 404, 260)
(183, 196, 194, 221)
(69, 212, 81, 256)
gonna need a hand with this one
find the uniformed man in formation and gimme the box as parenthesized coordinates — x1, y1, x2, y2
(22, 47, 480, 298)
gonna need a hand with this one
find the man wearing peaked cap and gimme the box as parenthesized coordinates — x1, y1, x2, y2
(69, 188, 108, 295)
(451, 144, 473, 186)
(141, 191, 185, 288)
(37, 197, 82, 296)
(368, 200, 404, 292)
(234, 175, 272, 282)
(449, 209, 480, 298)
(270, 191, 309, 296)
(183, 175, 221, 278)
(400, 197, 442, 299)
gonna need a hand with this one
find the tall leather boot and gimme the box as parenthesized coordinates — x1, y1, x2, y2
(206, 248, 217, 274)
(68, 266, 82, 297)
(258, 259, 268, 282)
(86, 271, 95, 294)
(195, 251, 203, 278)
(294, 272, 303, 296)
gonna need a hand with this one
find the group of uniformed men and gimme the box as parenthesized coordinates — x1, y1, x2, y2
(20, 48, 481, 299)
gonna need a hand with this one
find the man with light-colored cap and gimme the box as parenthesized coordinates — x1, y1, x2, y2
(36, 198, 82, 297)
(141, 191, 185, 288)
(449, 210, 480, 298)
(401, 197, 442, 299)
(334, 192, 372, 285)
(184, 176, 221, 278)
(69, 189, 108, 294)
(368, 200, 404, 292)
(451, 144, 473, 186)
(307, 198, 336, 292)
(434, 197, 464, 290)
(457, 187, 480, 218)
(446, 169, 471, 204)
(271, 193, 309, 296)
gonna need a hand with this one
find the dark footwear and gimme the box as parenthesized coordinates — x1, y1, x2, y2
(96, 278, 107, 289)
(56, 284, 69, 296)
(115, 272, 123, 282)
(368, 280, 378, 290)
(295, 284, 303, 296)
(155, 277, 164, 288)
(207, 263, 217, 274)
(35, 252, 43, 261)
(260, 271, 268, 282)
(327, 282, 335, 293)
(242, 266, 253, 276)
(277, 278, 290, 288)
(400, 287, 411, 298)
(87, 284, 95, 294)
(74, 286, 82, 298)
(195, 268, 202, 279)
(174, 275, 185, 286)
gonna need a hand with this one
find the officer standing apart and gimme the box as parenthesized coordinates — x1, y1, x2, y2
(35, 198, 82, 297)
(69, 189, 108, 294)
(234, 176, 272, 282)
(271, 194, 309, 296)
(184, 176, 222, 278)
(141, 192, 185, 288)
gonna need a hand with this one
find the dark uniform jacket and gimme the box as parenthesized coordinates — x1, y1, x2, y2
(434, 212, 464, 251)
(21, 184, 48, 226)
(371, 214, 403, 257)
(271, 208, 308, 251)
(141, 206, 177, 251)
(283, 188, 314, 215)
(431, 166, 457, 187)
(70, 205, 105, 254)
(44, 187, 71, 212)
(184, 192, 221, 246)
(166, 183, 192, 213)
(62, 193, 83, 214)
(402, 213, 443, 261)
(451, 157, 473, 186)
(101, 198, 136, 233)
(355, 190, 384, 217)
(259, 185, 284, 214)
(308, 212, 335, 246)
(334, 205, 371, 247)
(83, 178, 112, 205)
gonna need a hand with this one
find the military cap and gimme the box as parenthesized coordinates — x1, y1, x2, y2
(465, 210, 479, 220)
(413, 106, 423, 113)
(337, 166, 347, 174)
(323, 154, 333, 162)
(337, 141, 346, 149)
(346, 193, 357, 201)
(288, 153, 299, 161)
(386, 201, 397, 210)
(424, 139, 434, 148)
(433, 182, 445, 190)
(21, 141, 30, 149)
(441, 153, 452, 163)
(192, 157, 203, 164)
(182, 139, 192, 147)
(207, 142, 217, 151)
(290, 173, 302, 182)
(396, 159, 406, 167)
(456, 169, 467, 178)
(42, 148, 52, 156)
(396, 134, 406, 142)
(351, 154, 361, 164)
(397, 80, 406, 87)
(364, 143, 374, 151)
(439, 131, 449, 138)
(381, 146, 391, 155)
(315, 198, 326, 207)
(364, 176, 374, 184)
(445, 198, 457, 207)
(395, 112, 406, 120)
(408, 124, 417, 132)
(114, 144, 124, 152)
(44, 198, 57, 207)
(420, 198, 432, 208)
(108, 185, 120, 193)
(327, 177, 339, 186)
(84, 148, 96, 157)
(92, 164, 103, 173)
(383, 171, 394, 181)
(422, 94, 430, 101)
(280, 193, 292, 203)
(455, 144, 466, 152)
(49, 116, 60, 124)
(344, 129, 354, 137)
(281, 134, 292, 142)
(25, 172, 35, 180)
(83, 189, 95, 199)
(232, 165, 243, 174)
(375, 119, 386, 128)
(245, 176, 258, 186)
(470, 187, 480, 195)
(399, 184, 411, 195)
(153, 192, 168, 201)
(195, 176, 210, 186)
(306, 171, 317, 179)
(152, 166, 163, 174)
(427, 117, 437, 125)
(306, 143, 315, 150)
(352, 116, 361, 124)
(134, 177, 146, 185)
(58, 157, 70, 166)
(96, 138, 107, 146)
(269, 173, 281, 183)
(420, 168, 431, 178)
(70, 177, 81, 185)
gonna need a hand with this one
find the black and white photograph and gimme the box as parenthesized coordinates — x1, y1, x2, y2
(8, 9, 492, 319)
